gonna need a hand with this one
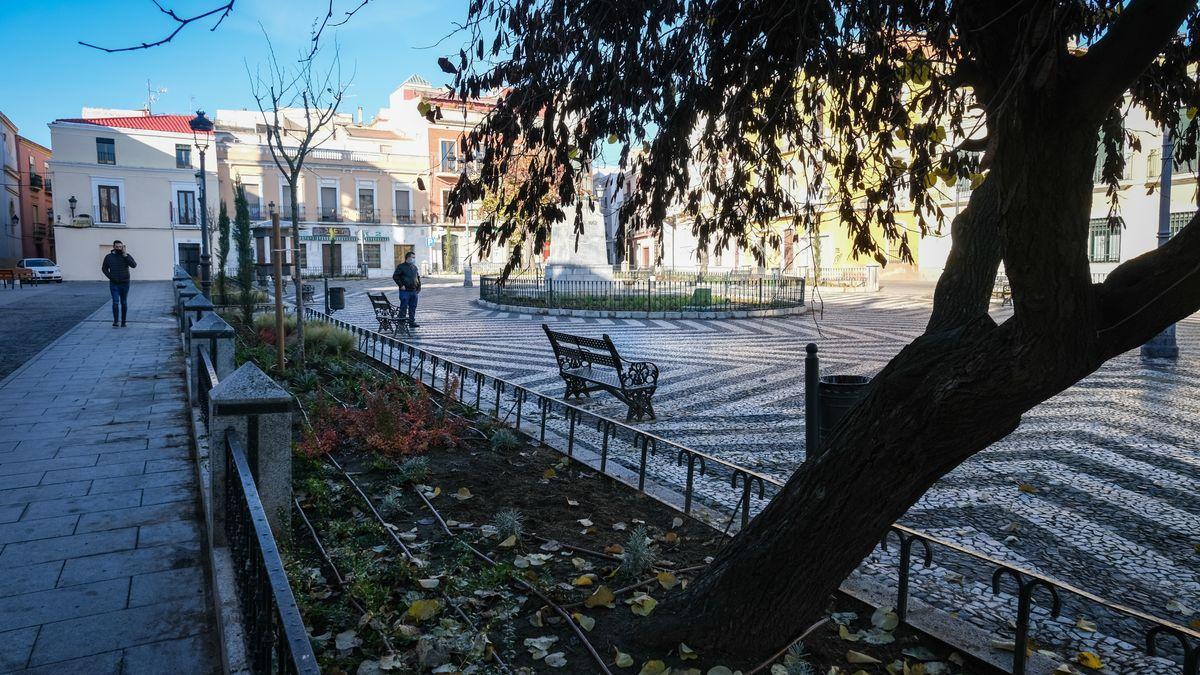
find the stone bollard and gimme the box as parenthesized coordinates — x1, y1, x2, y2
(189, 313, 236, 394)
(207, 362, 293, 542)
(183, 294, 214, 349)
(463, 265, 473, 288)
(177, 284, 199, 334)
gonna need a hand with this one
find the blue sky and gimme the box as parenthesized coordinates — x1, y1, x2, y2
(2, 0, 470, 146)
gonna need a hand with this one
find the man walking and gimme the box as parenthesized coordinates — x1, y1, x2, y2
(391, 251, 421, 328)
(101, 240, 137, 327)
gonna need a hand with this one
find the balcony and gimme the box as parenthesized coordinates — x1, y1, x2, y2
(29, 173, 43, 191)
(281, 204, 306, 220)
(90, 205, 126, 225)
(393, 209, 415, 224)
(33, 223, 48, 239)
(355, 208, 380, 224)
(44, 179, 51, 193)
(318, 206, 343, 222)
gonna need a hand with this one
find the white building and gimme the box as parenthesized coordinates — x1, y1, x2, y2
(49, 111, 218, 281)
(0, 112, 20, 264)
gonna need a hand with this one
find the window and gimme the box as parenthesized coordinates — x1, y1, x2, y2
(175, 144, 191, 168)
(320, 185, 339, 221)
(1093, 130, 1128, 183)
(244, 184, 262, 219)
(1170, 211, 1196, 239)
(32, 204, 39, 225)
(358, 188, 376, 222)
(299, 243, 308, 268)
(98, 185, 121, 222)
(441, 189, 454, 217)
(394, 188, 411, 221)
(364, 244, 382, 268)
(440, 140, 457, 172)
(1088, 217, 1122, 262)
(177, 190, 197, 225)
(96, 138, 115, 165)
(1174, 107, 1198, 174)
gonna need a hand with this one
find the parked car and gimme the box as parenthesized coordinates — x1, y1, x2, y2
(16, 258, 62, 283)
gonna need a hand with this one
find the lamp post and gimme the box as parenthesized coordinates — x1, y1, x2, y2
(1141, 128, 1179, 359)
(68, 196, 77, 219)
(188, 111, 214, 298)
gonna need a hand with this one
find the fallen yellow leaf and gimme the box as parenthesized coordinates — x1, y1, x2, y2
(614, 648, 634, 668)
(664, 532, 679, 544)
(572, 612, 596, 631)
(585, 585, 615, 608)
(1076, 651, 1103, 670)
(679, 643, 698, 660)
(406, 598, 440, 622)
(605, 544, 625, 554)
(1075, 617, 1096, 632)
(455, 487, 472, 500)
(498, 534, 517, 548)
(656, 571, 678, 589)
(638, 660, 667, 675)
(573, 575, 595, 586)
(847, 650, 881, 664)
(543, 468, 557, 479)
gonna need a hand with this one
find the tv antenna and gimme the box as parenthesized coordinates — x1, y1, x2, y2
(145, 80, 168, 114)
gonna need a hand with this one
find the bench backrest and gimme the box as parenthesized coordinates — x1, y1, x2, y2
(0, 270, 13, 281)
(542, 324, 623, 372)
(367, 292, 394, 312)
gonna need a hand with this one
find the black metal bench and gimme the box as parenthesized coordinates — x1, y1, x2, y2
(542, 324, 659, 421)
(993, 274, 1012, 306)
(368, 292, 408, 334)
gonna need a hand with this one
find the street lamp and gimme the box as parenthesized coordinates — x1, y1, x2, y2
(188, 110, 214, 298)
(68, 196, 77, 219)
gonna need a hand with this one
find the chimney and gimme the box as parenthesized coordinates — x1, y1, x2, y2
(357, 106, 364, 125)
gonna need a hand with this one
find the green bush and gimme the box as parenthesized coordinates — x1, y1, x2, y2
(253, 313, 297, 334)
(303, 322, 355, 357)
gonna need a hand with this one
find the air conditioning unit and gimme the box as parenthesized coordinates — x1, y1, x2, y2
(69, 215, 93, 228)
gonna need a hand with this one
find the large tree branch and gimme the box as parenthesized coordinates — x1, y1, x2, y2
(1074, 0, 1196, 113)
(1096, 210, 1200, 356)
(926, 179, 1003, 332)
(80, 1, 235, 52)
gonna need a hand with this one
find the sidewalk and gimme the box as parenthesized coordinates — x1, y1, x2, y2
(0, 281, 219, 673)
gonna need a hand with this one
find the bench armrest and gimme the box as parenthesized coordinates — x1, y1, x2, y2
(620, 361, 659, 388)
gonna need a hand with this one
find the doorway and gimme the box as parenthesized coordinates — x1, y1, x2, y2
(394, 244, 414, 269)
(322, 243, 342, 276)
(178, 243, 200, 278)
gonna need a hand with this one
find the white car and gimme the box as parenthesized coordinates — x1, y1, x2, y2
(16, 258, 63, 283)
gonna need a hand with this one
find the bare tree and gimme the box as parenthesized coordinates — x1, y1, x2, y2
(249, 36, 350, 368)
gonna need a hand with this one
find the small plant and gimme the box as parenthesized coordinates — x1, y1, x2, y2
(619, 525, 657, 577)
(782, 643, 814, 675)
(489, 428, 523, 453)
(378, 491, 403, 518)
(396, 456, 430, 483)
(303, 322, 355, 357)
(289, 369, 320, 393)
(492, 509, 525, 540)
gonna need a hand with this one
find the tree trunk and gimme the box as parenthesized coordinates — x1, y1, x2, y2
(633, 104, 1180, 664)
(289, 179, 306, 367)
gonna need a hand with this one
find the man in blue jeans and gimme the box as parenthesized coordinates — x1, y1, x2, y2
(391, 251, 421, 328)
(101, 240, 137, 327)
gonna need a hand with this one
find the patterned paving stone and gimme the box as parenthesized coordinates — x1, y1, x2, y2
(324, 278, 1200, 669)
(0, 282, 219, 672)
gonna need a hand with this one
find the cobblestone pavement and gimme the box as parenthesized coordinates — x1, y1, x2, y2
(0, 282, 111, 380)
(321, 278, 1199, 671)
(0, 282, 219, 673)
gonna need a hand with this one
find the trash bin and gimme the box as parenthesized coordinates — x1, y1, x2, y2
(817, 375, 871, 446)
(327, 286, 346, 312)
(691, 287, 712, 307)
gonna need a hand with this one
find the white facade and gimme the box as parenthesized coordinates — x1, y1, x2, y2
(0, 113, 20, 264)
(48, 114, 218, 281)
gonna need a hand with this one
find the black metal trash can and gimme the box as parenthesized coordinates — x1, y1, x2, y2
(818, 375, 871, 446)
(327, 286, 346, 311)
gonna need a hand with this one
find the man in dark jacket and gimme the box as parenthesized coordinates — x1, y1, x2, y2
(101, 240, 137, 327)
(391, 251, 421, 327)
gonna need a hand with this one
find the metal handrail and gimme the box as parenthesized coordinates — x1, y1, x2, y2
(224, 431, 319, 674)
(306, 306, 1199, 675)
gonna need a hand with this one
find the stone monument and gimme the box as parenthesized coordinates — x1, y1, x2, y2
(544, 204, 614, 280)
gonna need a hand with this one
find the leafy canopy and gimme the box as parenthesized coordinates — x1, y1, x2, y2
(444, 1, 1199, 271)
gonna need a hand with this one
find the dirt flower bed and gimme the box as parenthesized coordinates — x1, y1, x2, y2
(235, 336, 996, 674)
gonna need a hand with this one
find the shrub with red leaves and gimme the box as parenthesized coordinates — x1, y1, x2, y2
(298, 378, 462, 458)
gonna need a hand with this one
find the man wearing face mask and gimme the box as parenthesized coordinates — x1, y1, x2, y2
(101, 240, 137, 327)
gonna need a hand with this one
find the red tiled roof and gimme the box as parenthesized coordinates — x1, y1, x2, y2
(55, 114, 211, 135)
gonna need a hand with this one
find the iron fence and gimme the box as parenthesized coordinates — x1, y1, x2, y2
(224, 431, 320, 675)
(480, 275, 805, 312)
(305, 307, 1199, 675)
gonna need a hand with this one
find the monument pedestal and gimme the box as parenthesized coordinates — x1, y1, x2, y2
(544, 263, 614, 280)
(545, 208, 613, 281)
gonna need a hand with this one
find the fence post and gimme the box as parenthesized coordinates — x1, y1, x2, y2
(547, 277, 554, 308)
(176, 283, 199, 334)
(183, 293, 214, 349)
(805, 343, 820, 459)
(208, 362, 294, 541)
(189, 313, 237, 390)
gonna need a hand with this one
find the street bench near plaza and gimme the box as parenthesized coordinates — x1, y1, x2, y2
(542, 324, 659, 421)
(993, 274, 1012, 306)
(302, 283, 315, 304)
(367, 292, 409, 334)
